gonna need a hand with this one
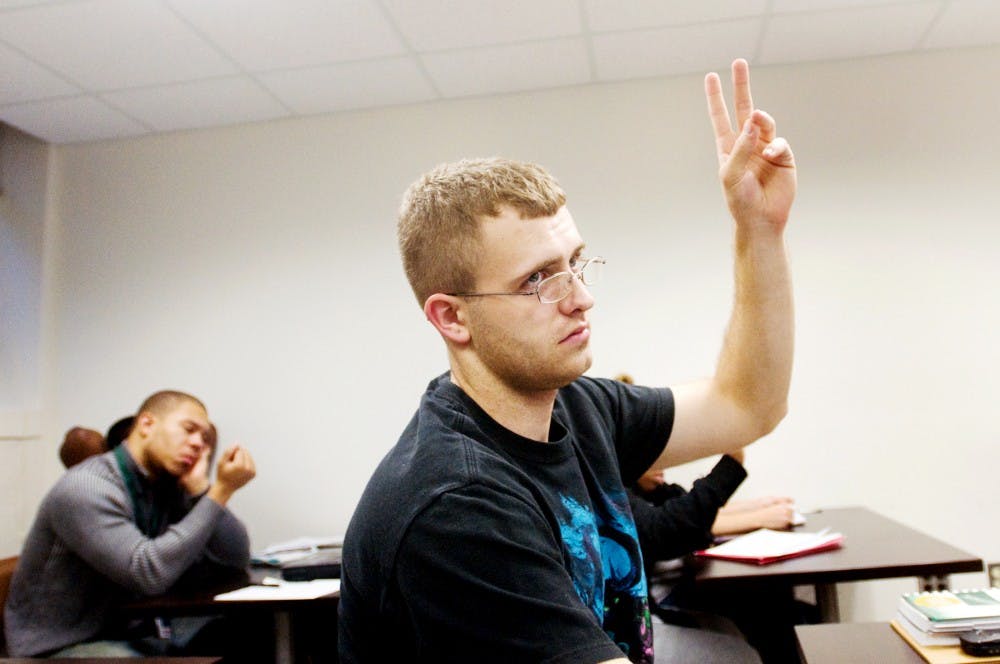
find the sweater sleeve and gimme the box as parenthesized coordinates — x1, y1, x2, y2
(48, 467, 231, 596)
(631, 455, 747, 562)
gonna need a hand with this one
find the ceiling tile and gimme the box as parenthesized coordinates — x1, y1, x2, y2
(759, 2, 942, 64)
(0, 40, 79, 104)
(258, 57, 437, 114)
(382, 0, 581, 51)
(585, 0, 768, 32)
(0, 0, 237, 90)
(102, 76, 290, 132)
(0, 96, 149, 143)
(922, 0, 1000, 49)
(422, 38, 590, 97)
(167, 0, 405, 71)
(593, 18, 762, 81)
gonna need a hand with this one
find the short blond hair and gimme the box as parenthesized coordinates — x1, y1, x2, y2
(398, 157, 567, 306)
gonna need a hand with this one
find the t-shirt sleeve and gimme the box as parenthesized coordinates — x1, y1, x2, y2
(585, 378, 675, 486)
(395, 483, 626, 664)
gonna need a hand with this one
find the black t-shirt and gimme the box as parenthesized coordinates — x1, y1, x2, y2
(339, 374, 674, 663)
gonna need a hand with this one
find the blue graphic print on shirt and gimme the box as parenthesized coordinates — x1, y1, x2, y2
(558, 490, 653, 662)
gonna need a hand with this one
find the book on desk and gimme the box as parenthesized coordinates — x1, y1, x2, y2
(891, 588, 1000, 663)
(277, 547, 341, 581)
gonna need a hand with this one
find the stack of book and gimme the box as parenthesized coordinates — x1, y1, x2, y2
(892, 588, 1000, 649)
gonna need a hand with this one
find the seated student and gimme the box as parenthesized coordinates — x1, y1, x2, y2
(4, 390, 256, 658)
(627, 452, 762, 663)
(630, 451, 796, 559)
(58, 426, 108, 468)
(629, 452, 812, 664)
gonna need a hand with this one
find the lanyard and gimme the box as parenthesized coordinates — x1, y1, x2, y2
(113, 445, 164, 537)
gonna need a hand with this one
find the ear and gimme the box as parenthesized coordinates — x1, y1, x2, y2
(135, 412, 156, 438)
(424, 293, 471, 345)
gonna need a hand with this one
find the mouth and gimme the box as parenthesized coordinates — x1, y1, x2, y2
(560, 324, 590, 345)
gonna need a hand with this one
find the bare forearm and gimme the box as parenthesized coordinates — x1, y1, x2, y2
(715, 227, 794, 440)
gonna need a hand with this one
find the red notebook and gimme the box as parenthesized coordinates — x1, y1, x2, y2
(695, 527, 844, 565)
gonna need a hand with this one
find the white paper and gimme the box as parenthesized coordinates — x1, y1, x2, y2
(259, 535, 343, 555)
(702, 527, 842, 560)
(214, 578, 340, 601)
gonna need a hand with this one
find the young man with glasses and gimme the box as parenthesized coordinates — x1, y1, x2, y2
(340, 59, 796, 664)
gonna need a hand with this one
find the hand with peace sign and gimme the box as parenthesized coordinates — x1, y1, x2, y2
(705, 59, 796, 235)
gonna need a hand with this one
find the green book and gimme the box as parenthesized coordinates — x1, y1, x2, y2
(899, 589, 1000, 633)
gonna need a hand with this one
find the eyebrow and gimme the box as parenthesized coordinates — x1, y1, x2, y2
(518, 244, 587, 282)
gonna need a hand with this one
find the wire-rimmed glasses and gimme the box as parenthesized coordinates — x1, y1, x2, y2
(448, 256, 605, 304)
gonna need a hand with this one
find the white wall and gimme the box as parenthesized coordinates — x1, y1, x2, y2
(0, 124, 55, 556)
(11, 46, 1000, 621)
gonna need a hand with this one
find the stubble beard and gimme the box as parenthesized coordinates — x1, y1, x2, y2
(470, 316, 592, 393)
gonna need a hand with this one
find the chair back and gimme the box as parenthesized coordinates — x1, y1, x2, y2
(0, 555, 18, 655)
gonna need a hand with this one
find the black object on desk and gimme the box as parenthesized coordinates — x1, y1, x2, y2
(279, 548, 342, 581)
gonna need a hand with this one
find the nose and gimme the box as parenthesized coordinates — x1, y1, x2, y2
(559, 271, 594, 314)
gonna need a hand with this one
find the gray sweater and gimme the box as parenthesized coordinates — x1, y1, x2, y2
(3, 448, 250, 657)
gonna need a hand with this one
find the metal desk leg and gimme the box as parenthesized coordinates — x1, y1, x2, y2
(275, 610, 293, 664)
(814, 583, 840, 622)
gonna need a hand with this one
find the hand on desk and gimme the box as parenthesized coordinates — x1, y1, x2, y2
(713, 496, 798, 536)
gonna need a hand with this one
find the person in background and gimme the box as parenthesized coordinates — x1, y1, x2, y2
(340, 57, 796, 664)
(59, 426, 107, 469)
(5, 390, 256, 659)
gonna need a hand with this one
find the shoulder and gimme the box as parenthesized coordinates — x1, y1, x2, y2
(45, 452, 123, 510)
(559, 375, 673, 412)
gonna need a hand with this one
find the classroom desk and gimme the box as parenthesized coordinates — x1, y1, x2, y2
(118, 568, 338, 664)
(691, 506, 983, 622)
(795, 622, 924, 664)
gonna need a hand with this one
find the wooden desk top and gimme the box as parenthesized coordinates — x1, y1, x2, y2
(693, 506, 982, 588)
(796, 622, 924, 664)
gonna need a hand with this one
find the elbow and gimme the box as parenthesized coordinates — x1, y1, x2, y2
(754, 399, 788, 440)
(131, 574, 173, 597)
(127, 554, 182, 596)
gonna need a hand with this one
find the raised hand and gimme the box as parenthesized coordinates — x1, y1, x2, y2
(705, 59, 796, 234)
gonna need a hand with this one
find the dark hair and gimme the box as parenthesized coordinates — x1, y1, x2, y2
(136, 390, 206, 419)
(104, 416, 135, 449)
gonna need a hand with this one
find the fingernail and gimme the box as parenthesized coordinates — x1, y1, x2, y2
(744, 120, 756, 137)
